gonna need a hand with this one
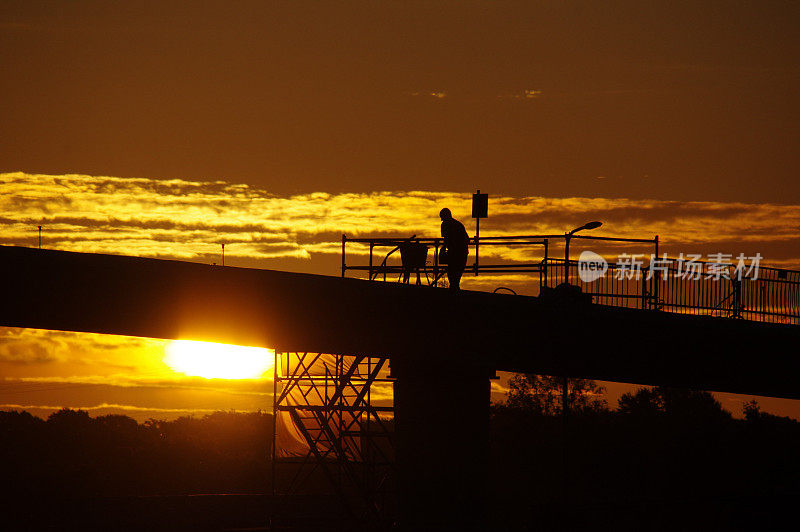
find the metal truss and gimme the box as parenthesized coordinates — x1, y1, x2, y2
(272, 352, 395, 528)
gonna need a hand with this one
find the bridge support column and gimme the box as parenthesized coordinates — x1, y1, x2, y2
(392, 356, 493, 531)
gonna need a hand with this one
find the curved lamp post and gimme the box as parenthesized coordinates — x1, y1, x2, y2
(563, 221, 603, 285)
(559, 220, 603, 505)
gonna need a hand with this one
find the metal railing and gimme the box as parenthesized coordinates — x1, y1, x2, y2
(341, 234, 800, 325)
(552, 257, 800, 324)
(341, 234, 551, 286)
(648, 259, 800, 324)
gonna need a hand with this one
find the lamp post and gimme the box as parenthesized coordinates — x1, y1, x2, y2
(563, 221, 603, 285)
(561, 220, 603, 405)
(560, 220, 602, 509)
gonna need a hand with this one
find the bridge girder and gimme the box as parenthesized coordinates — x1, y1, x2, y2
(1, 245, 798, 399)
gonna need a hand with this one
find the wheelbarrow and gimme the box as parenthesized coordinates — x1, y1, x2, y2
(399, 240, 429, 285)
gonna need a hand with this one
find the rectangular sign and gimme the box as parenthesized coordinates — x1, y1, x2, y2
(472, 190, 488, 219)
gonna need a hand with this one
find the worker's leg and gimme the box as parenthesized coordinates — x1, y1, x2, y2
(447, 266, 460, 290)
(448, 251, 468, 290)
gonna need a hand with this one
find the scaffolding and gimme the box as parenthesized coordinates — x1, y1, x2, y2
(272, 352, 395, 529)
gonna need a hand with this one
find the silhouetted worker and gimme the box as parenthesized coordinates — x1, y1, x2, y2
(439, 208, 470, 290)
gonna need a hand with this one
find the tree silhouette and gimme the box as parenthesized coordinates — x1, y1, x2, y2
(47, 407, 93, 428)
(505, 373, 607, 415)
(2, 398, 800, 530)
(617, 385, 731, 420)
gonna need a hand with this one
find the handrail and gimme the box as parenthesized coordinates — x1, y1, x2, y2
(343, 232, 800, 325)
(343, 234, 655, 244)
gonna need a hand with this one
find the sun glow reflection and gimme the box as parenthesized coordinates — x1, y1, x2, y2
(164, 340, 274, 379)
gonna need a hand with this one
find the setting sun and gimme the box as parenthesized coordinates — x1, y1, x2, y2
(164, 340, 274, 379)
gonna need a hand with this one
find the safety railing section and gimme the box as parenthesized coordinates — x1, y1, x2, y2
(546, 258, 651, 309)
(550, 256, 800, 325)
(646, 258, 800, 324)
(341, 234, 549, 287)
(542, 234, 659, 303)
(343, 232, 800, 325)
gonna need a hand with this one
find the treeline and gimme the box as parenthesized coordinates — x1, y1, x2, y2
(0, 409, 272, 497)
(490, 376, 800, 530)
(3, 379, 800, 528)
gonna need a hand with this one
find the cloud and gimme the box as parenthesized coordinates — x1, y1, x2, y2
(491, 380, 509, 395)
(7, 375, 271, 394)
(0, 403, 238, 416)
(410, 91, 447, 99)
(498, 89, 543, 100)
(0, 327, 165, 369)
(0, 341, 58, 364)
(0, 371, 275, 422)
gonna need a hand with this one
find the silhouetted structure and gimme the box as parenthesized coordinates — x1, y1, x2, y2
(272, 352, 395, 528)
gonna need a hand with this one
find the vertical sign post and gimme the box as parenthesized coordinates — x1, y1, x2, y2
(472, 190, 488, 275)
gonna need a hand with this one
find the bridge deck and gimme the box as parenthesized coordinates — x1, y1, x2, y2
(1, 245, 799, 399)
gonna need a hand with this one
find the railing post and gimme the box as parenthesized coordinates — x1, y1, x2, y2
(641, 272, 648, 310)
(369, 242, 374, 281)
(732, 278, 742, 318)
(653, 235, 660, 310)
(433, 238, 440, 287)
(475, 219, 480, 276)
(542, 238, 549, 289)
(341, 234, 346, 278)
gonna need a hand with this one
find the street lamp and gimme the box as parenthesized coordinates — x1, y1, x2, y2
(560, 220, 602, 506)
(561, 218, 603, 504)
(563, 221, 603, 285)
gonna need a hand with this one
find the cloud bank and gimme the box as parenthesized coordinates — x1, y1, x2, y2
(3, 172, 799, 270)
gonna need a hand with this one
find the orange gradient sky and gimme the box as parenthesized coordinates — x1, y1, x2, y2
(1, 2, 798, 203)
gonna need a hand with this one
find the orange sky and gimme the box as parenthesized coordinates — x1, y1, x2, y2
(1, 2, 800, 420)
(1, 2, 798, 202)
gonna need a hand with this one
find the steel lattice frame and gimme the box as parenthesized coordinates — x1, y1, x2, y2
(272, 351, 395, 527)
